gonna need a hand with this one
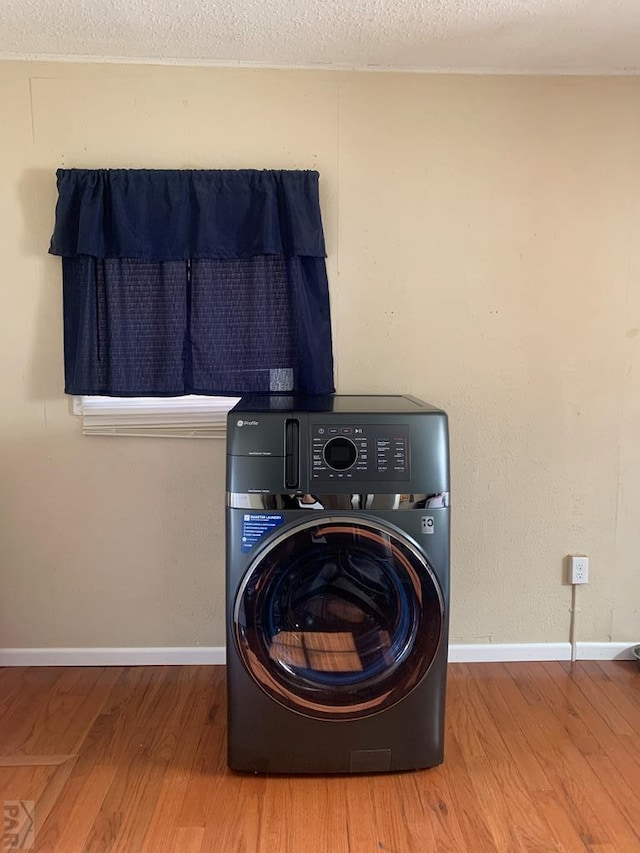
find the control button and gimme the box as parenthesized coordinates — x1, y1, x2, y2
(318, 428, 325, 435)
(341, 428, 353, 435)
(328, 427, 339, 435)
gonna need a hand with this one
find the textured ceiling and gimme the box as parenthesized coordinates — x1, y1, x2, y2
(1, 0, 640, 73)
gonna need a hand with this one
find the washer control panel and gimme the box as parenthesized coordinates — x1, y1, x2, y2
(311, 424, 410, 482)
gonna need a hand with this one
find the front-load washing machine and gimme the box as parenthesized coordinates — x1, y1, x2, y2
(226, 394, 449, 774)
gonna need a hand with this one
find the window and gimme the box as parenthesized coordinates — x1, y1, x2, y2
(50, 169, 335, 409)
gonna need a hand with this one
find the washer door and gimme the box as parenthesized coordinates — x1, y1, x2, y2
(234, 516, 444, 720)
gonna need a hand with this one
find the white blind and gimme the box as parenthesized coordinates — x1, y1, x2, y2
(73, 395, 241, 438)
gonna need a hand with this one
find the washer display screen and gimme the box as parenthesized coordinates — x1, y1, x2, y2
(323, 437, 357, 470)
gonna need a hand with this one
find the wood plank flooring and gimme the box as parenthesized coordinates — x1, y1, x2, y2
(1, 661, 639, 852)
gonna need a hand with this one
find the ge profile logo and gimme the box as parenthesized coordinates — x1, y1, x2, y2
(237, 420, 244, 427)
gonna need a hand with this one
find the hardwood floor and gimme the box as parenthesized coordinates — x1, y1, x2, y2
(1, 661, 639, 852)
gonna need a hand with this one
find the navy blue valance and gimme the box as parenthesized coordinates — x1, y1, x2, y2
(50, 168, 334, 397)
(49, 168, 326, 261)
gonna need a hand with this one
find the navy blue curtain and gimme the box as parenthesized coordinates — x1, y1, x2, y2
(49, 169, 334, 396)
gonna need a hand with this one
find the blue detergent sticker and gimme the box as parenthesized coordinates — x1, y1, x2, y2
(241, 513, 285, 553)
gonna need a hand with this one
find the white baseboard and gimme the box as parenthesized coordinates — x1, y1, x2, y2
(0, 642, 636, 667)
(0, 646, 226, 666)
(574, 642, 637, 661)
(448, 643, 572, 662)
(450, 642, 639, 662)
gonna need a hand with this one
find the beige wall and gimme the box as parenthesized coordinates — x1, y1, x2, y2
(1, 60, 638, 649)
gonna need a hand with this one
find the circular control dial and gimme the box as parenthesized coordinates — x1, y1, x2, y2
(323, 436, 357, 471)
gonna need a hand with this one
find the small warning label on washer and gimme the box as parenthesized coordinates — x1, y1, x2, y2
(241, 514, 285, 552)
(421, 516, 435, 534)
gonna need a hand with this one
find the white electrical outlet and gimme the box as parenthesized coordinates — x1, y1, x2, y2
(570, 555, 589, 584)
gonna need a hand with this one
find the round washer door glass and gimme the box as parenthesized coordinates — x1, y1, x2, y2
(234, 516, 444, 720)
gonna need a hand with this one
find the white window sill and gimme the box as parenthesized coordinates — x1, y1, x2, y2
(73, 395, 241, 438)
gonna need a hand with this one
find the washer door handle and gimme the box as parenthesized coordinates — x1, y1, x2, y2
(285, 418, 300, 490)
